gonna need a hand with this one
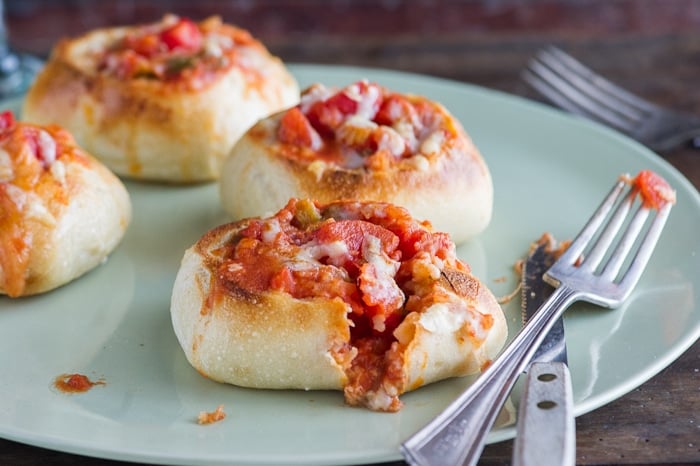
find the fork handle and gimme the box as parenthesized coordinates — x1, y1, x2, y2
(401, 285, 580, 466)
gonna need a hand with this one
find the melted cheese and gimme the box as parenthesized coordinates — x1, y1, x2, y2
(299, 84, 333, 113)
(346, 81, 381, 120)
(419, 130, 445, 156)
(361, 235, 399, 277)
(37, 129, 57, 166)
(336, 115, 377, 148)
(405, 154, 429, 171)
(50, 160, 67, 185)
(418, 302, 464, 333)
(0, 148, 12, 182)
(261, 218, 281, 243)
(374, 126, 405, 157)
(418, 300, 489, 343)
(291, 239, 350, 270)
(5, 184, 56, 227)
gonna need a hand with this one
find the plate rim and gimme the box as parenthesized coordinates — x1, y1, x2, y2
(1, 62, 699, 465)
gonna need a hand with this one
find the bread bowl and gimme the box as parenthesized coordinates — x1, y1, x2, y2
(220, 80, 493, 243)
(22, 14, 299, 182)
(171, 198, 507, 411)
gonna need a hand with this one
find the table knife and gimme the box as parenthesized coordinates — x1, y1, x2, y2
(512, 235, 576, 466)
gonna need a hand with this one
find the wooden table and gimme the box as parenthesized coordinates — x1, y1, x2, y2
(2, 1, 699, 465)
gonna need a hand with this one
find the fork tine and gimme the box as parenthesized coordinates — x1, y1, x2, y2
(580, 188, 636, 273)
(535, 47, 645, 125)
(523, 60, 637, 132)
(522, 68, 585, 115)
(554, 179, 627, 270)
(545, 46, 659, 114)
(615, 202, 673, 298)
(601, 204, 651, 282)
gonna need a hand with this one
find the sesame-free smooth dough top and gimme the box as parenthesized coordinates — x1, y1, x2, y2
(22, 14, 299, 183)
(171, 199, 506, 412)
(220, 81, 493, 244)
(0, 112, 131, 297)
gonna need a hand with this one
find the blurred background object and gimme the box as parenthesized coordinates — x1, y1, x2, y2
(0, 0, 41, 97)
(5, 0, 700, 115)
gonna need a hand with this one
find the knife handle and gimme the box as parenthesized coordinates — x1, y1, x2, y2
(513, 361, 576, 466)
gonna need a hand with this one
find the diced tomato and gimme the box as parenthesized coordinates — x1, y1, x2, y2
(306, 99, 350, 136)
(304, 81, 384, 135)
(374, 94, 417, 126)
(270, 266, 295, 294)
(238, 219, 265, 241)
(278, 107, 323, 149)
(632, 170, 676, 209)
(160, 18, 202, 52)
(0, 110, 15, 133)
(325, 91, 359, 115)
(315, 220, 400, 259)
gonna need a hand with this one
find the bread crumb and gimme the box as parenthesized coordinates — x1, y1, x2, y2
(197, 404, 226, 425)
(497, 282, 521, 305)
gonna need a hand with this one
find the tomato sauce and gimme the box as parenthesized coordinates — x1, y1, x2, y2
(53, 373, 105, 394)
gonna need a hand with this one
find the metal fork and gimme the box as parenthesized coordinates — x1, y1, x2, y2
(522, 46, 700, 151)
(401, 175, 674, 466)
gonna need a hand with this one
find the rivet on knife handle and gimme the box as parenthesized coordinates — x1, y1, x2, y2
(513, 361, 576, 466)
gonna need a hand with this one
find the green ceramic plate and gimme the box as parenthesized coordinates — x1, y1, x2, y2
(1, 65, 699, 466)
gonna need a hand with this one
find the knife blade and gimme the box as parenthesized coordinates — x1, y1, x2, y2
(512, 233, 576, 466)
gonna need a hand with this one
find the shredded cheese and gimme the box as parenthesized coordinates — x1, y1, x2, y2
(419, 130, 445, 156)
(374, 126, 406, 157)
(261, 218, 281, 243)
(50, 160, 67, 185)
(291, 239, 350, 269)
(37, 129, 57, 167)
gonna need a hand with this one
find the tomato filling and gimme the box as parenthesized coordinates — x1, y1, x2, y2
(0, 111, 84, 297)
(630, 170, 676, 209)
(98, 15, 260, 90)
(275, 81, 458, 170)
(215, 198, 484, 411)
